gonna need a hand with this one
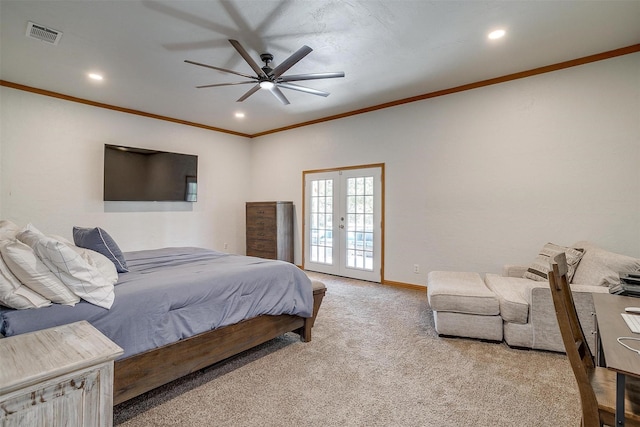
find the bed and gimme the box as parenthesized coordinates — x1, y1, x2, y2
(0, 247, 326, 404)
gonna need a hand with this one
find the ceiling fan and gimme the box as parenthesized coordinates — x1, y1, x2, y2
(185, 39, 345, 105)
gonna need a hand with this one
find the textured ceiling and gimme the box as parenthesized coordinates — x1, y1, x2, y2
(1, 1, 639, 136)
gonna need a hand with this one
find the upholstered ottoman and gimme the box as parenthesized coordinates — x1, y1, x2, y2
(427, 271, 503, 341)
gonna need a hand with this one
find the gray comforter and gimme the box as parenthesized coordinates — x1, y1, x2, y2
(0, 247, 313, 359)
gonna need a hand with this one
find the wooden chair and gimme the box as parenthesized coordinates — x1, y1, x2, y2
(549, 252, 640, 427)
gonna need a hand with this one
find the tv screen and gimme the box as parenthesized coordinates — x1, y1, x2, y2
(103, 144, 198, 202)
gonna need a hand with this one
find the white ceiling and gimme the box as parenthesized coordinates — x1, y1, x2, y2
(1, 1, 639, 136)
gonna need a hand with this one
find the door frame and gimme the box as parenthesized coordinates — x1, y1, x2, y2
(302, 163, 385, 282)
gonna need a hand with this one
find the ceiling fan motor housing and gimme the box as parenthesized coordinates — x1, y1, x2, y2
(260, 53, 274, 77)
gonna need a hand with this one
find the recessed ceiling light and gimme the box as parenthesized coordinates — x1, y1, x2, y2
(88, 73, 104, 81)
(488, 29, 506, 40)
(235, 112, 245, 119)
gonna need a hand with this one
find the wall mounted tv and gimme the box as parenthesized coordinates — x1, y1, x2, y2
(103, 144, 198, 202)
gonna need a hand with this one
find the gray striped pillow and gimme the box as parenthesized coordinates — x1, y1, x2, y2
(524, 243, 584, 282)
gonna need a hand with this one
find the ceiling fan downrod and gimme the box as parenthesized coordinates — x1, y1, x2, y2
(260, 53, 274, 76)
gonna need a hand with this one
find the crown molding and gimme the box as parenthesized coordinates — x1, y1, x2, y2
(2, 43, 638, 139)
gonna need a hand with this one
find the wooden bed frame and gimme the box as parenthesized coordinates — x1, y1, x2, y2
(113, 283, 325, 405)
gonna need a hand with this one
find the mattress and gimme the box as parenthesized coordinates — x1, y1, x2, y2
(0, 247, 313, 359)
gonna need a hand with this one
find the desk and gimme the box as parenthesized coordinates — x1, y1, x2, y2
(593, 293, 640, 426)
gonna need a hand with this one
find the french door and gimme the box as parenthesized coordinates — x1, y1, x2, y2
(303, 165, 383, 282)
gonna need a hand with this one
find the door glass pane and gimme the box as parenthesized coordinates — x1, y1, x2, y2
(309, 178, 334, 265)
(344, 176, 374, 271)
(365, 195, 373, 213)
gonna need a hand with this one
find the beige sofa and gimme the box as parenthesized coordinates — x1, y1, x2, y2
(428, 241, 640, 353)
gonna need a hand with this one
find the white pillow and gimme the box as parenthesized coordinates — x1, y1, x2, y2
(17, 225, 116, 283)
(0, 252, 52, 309)
(0, 220, 20, 241)
(68, 245, 119, 286)
(49, 234, 74, 245)
(0, 239, 80, 305)
(572, 241, 640, 287)
(17, 230, 115, 309)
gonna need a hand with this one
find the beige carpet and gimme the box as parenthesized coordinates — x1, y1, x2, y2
(114, 272, 581, 426)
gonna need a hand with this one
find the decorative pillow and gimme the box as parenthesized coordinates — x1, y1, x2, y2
(18, 230, 116, 309)
(0, 239, 79, 305)
(48, 234, 74, 245)
(73, 227, 128, 273)
(523, 242, 584, 283)
(68, 245, 119, 286)
(0, 220, 20, 241)
(20, 224, 115, 279)
(0, 252, 52, 309)
(571, 241, 640, 287)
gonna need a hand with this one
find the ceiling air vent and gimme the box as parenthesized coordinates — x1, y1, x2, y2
(26, 21, 63, 45)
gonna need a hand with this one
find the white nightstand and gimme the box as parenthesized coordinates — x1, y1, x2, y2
(0, 321, 123, 427)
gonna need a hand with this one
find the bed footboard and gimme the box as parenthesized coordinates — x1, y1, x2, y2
(113, 280, 326, 405)
(300, 280, 327, 342)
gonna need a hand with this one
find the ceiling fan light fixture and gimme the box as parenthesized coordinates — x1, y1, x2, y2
(488, 29, 506, 40)
(259, 81, 275, 90)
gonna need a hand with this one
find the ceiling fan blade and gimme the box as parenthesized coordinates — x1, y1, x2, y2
(184, 60, 257, 80)
(269, 86, 290, 105)
(279, 71, 345, 82)
(277, 82, 330, 97)
(237, 84, 261, 102)
(196, 81, 256, 89)
(270, 45, 313, 79)
(229, 39, 268, 79)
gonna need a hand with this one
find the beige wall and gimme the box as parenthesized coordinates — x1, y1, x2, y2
(0, 88, 251, 253)
(1, 53, 638, 286)
(250, 52, 640, 285)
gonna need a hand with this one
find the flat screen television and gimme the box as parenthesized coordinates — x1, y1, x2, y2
(103, 144, 198, 202)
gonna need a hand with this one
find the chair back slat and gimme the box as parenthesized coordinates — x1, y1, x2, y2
(549, 252, 600, 427)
